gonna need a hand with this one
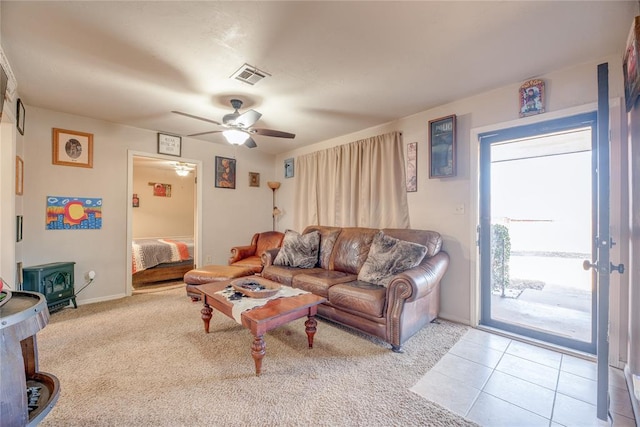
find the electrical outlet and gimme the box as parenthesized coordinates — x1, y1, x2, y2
(206, 255, 212, 264)
(454, 204, 465, 215)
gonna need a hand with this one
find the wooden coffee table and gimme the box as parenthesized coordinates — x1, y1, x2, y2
(196, 280, 326, 376)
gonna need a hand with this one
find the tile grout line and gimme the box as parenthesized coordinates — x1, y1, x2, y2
(464, 336, 512, 418)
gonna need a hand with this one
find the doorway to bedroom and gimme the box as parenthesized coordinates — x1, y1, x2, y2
(130, 155, 198, 293)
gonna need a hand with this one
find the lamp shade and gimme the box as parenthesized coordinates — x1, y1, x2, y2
(267, 181, 281, 190)
(223, 129, 249, 145)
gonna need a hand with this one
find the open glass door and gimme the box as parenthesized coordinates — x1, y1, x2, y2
(479, 112, 598, 354)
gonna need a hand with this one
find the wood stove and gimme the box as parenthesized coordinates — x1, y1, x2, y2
(22, 262, 77, 312)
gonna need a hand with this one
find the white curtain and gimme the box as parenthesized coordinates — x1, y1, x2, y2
(294, 131, 410, 229)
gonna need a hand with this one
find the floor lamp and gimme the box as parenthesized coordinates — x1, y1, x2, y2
(267, 181, 282, 231)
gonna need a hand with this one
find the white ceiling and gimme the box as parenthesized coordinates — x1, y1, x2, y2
(1, 1, 637, 155)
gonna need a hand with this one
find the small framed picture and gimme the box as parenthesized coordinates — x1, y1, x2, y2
(428, 115, 456, 178)
(284, 158, 294, 178)
(519, 79, 545, 117)
(249, 172, 260, 187)
(157, 133, 182, 157)
(152, 183, 171, 197)
(624, 16, 640, 112)
(16, 215, 23, 242)
(16, 156, 24, 195)
(16, 98, 25, 135)
(406, 142, 417, 192)
(215, 156, 236, 189)
(52, 128, 94, 168)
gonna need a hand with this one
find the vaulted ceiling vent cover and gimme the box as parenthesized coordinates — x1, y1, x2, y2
(230, 63, 270, 85)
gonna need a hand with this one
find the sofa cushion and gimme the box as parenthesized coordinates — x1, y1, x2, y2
(317, 228, 342, 269)
(328, 281, 387, 318)
(358, 231, 427, 287)
(273, 230, 320, 268)
(330, 227, 379, 274)
(262, 265, 324, 287)
(292, 270, 357, 298)
(229, 255, 263, 274)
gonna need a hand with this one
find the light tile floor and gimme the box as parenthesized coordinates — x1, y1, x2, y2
(411, 329, 637, 427)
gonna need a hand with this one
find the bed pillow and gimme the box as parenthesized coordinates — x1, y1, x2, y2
(358, 231, 427, 287)
(273, 230, 320, 268)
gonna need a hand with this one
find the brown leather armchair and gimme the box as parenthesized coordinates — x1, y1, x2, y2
(228, 231, 285, 273)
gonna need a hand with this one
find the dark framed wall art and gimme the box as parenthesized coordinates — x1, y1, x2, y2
(428, 115, 456, 178)
(16, 98, 25, 135)
(249, 172, 260, 187)
(215, 156, 236, 189)
(624, 16, 640, 112)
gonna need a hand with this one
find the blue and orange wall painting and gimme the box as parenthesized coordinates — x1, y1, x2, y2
(46, 196, 102, 230)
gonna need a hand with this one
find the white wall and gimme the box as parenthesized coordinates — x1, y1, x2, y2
(21, 106, 275, 304)
(132, 164, 195, 238)
(275, 55, 627, 324)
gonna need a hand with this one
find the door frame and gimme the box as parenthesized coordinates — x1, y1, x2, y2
(125, 150, 203, 296)
(478, 111, 597, 353)
(469, 101, 626, 363)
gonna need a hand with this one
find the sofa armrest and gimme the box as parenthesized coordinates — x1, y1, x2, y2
(386, 251, 450, 303)
(261, 248, 281, 267)
(228, 245, 256, 265)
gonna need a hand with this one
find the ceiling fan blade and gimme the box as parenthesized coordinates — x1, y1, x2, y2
(187, 130, 223, 137)
(236, 109, 262, 128)
(252, 128, 296, 139)
(172, 111, 222, 126)
(244, 136, 258, 148)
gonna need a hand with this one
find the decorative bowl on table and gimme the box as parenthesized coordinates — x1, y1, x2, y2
(231, 277, 281, 298)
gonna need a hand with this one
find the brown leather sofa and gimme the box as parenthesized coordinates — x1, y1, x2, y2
(261, 226, 449, 352)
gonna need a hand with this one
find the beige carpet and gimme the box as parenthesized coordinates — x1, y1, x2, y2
(37, 287, 476, 426)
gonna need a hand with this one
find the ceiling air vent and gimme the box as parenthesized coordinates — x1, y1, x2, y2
(230, 63, 270, 85)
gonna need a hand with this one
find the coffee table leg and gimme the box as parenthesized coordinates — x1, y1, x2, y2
(251, 335, 266, 376)
(305, 315, 318, 348)
(201, 303, 212, 333)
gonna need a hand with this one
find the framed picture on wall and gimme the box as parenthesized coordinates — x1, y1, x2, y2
(16, 98, 25, 135)
(249, 172, 260, 187)
(284, 158, 294, 178)
(16, 215, 23, 242)
(52, 128, 94, 168)
(519, 79, 545, 117)
(624, 16, 640, 112)
(215, 156, 236, 189)
(157, 132, 182, 157)
(428, 115, 456, 178)
(406, 142, 417, 192)
(15, 156, 23, 195)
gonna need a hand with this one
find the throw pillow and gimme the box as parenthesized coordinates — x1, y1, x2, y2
(273, 230, 320, 268)
(358, 231, 427, 287)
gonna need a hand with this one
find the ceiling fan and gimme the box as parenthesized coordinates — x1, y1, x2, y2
(172, 99, 295, 148)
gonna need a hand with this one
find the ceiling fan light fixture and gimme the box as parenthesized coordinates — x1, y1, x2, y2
(175, 162, 194, 176)
(223, 129, 249, 145)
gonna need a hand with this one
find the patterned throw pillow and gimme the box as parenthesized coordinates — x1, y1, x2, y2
(358, 231, 427, 287)
(273, 230, 320, 268)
